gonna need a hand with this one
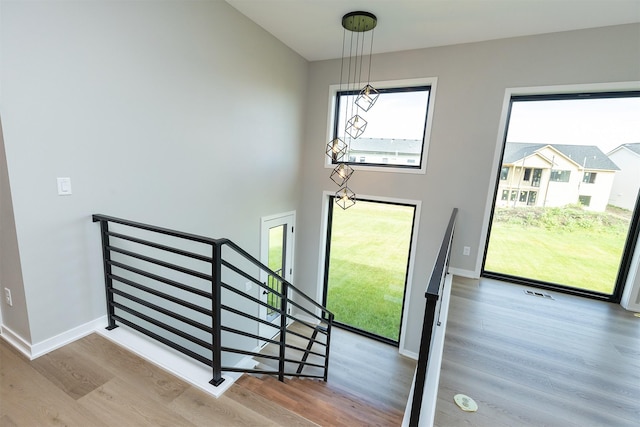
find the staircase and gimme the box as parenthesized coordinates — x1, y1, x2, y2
(235, 375, 405, 426)
(92, 214, 333, 387)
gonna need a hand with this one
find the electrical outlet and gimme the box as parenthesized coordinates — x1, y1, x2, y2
(463, 246, 471, 256)
(4, 288, 12, 306)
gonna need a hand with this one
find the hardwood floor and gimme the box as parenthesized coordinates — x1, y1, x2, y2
(1, 277, 638, 426)
(434, 277, 640, 427)
(0, 323, 414, 426)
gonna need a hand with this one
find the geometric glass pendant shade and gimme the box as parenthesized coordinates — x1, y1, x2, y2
(335, 186, 356, 210)
(356, 84, 379, 112)
(330, 163, 354, 186)
(345, 114, 367, 139)
(326, 137, 348, 161)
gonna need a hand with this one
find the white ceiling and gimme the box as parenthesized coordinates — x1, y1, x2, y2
(225, 0, 640, 61)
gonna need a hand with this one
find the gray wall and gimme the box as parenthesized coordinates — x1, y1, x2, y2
(0, 1, 308, 345)
(295, 24, 640, 354)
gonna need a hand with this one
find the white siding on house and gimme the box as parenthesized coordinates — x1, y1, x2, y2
(608, 147, 640, 210)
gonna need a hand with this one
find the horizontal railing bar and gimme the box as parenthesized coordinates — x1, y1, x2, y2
(219, 366, 325, 380)
(107, 230, 212, 263)
(284, 330, 327, 349)
(109, 260, 212, 299)
(109, 289, 213, 342)
(284, 299, 325, 324)
(219, 326, 281, 345)
(221, 260, 261, 286)
(220, 347, 318, 366)
(219, 282, 276, 313)
(110, 274, 213, 317)
(220, 304, 280, 330)
(93, 214, 221, 246)
(283, 343, 326, 359)
(111, 315, 212, 366)
(108, 245, 213, 281)
(219, 240, 332, 316)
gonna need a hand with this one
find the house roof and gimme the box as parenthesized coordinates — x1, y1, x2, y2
(608, 142, 640, 157)
(348, 138, 423, 155)
(504, 142, 620, 171)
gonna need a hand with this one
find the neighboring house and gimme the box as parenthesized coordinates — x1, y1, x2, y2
(347, 138, 422, 165)
(607, 143, 640, 211)
(497, 143, 619, 212)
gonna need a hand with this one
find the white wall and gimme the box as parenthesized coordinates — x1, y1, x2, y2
(0, 1, 308, 347)
(609, 149, 640, 210)
(295, 24, 640, 354)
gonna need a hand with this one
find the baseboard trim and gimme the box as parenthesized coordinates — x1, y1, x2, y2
(449, 268, 478, 279)
(399, 348, 418, 361)
(0, 324, 32, 359)
(31, 316, 108, 359)
(95, 325, 235, 398)
(1, 316, 108, 360)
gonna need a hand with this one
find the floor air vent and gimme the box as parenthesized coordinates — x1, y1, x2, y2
(524, 289, 554, 300)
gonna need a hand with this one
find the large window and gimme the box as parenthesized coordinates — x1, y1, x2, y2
(484, 90, 640, 301)
(331, 84, 432, 169)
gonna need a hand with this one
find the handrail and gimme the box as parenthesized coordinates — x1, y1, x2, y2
(409, 208, 458, 427)
(92, 214, 334, 387)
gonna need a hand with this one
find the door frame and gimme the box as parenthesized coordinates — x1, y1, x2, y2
(316, 191, 421, 354)
(479, 82, 640, 302)
(258, 211, 295, 342)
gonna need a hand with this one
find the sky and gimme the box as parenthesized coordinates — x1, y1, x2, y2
(506, 97, 640, 153)
(336, 91, 640, 153)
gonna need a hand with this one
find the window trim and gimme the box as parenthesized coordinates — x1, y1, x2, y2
(325, 77, 438, 175)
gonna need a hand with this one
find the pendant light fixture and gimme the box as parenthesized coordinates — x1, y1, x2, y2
(326, 11, 378, 210)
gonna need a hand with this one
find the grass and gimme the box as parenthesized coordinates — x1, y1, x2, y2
(326, 201, 414, 341)
(485, 205, 632, 294)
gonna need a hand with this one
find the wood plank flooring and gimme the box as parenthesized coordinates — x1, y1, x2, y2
(2, 276, 638, 426)
(434, 277, 640, 427)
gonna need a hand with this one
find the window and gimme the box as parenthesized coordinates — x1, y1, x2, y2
(579, 195, 592, 206)
(510, 190, 517, 201)
(500, 167, 509, 180)
(501, 190, 509, 200)
(523, 168, 531, 181)
(550, 169, 571, 182)
(519, 191, 527, 202)
(528, 191, 537, 206)
(332, 85, 432, 169)
(583, 172, 596, 183)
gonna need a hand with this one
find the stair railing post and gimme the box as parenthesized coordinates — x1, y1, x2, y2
(278, 279, 288, 382)
(323, 313, 333, 382)
(210, 241, 224, 386)
(94, 217, 117, 330)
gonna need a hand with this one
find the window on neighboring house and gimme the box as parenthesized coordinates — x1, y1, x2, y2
(510, 190, 517, 201)
(331, 84, 433, 169)
(528, 191, 537, 206)
(550, 169, 571, 182)
(523, 168, 531, 181)
(382, 157, 389, 163)
(501, 190, 509, 200)
(579, 195, 592, 206)
(500, 167, 509, 180)
(519, 191, 527, 202)
(583, 172, 597, 183)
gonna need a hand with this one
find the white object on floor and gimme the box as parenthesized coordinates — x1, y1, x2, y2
(454, 394, 478, 412)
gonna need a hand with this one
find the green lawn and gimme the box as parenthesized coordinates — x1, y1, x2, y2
(485, 206, 631, 294)
(326, 201, 414, 341)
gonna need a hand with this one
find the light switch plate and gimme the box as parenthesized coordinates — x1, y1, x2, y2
(57, 177, 72, 195)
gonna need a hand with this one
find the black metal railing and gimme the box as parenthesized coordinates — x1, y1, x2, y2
(409, 208, 458, 427)
(93, 214, 333, 386)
